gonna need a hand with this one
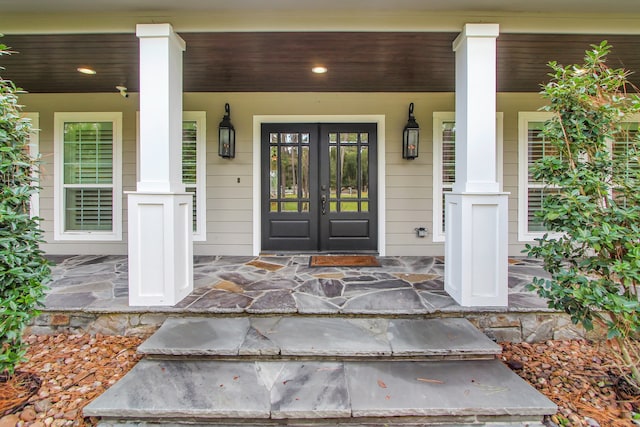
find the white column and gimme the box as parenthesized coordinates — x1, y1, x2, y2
(127, 23, 193, 306)
(445, 23, 508, 307)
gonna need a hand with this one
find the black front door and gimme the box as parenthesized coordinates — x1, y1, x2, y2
(261, 123, 377, 252)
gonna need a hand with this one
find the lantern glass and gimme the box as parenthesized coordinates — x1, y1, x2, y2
(218, 103, 235, 158)
(403, 128, 419, 159)
(402, 103, 419, 160)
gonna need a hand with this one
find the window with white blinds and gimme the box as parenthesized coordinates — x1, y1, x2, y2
(612, 121, 639, 207)
(54, 113, 122, 241)
(519, 113, 639, 240)
(518, 112, 557, 241)
(182, 112, 206, 241)
(432, 112, 503, 242)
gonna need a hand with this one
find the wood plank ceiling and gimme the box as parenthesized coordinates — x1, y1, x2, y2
(1, 32, 639, 93)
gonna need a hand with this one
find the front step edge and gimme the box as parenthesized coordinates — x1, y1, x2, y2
(137, 317, 502, 359)
(84, 359, 556, 422)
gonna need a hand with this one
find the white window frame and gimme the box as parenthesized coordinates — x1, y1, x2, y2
(518, 112, 640, 241)
(22, 112, 40, 218)
(432, 112, 503, 242)
(135, 111, 207, 241)
(518, 111, 559, 241)
(183, 111, 207, 241)
(54, 112, 122, 241)
(609, 114, 639, 206)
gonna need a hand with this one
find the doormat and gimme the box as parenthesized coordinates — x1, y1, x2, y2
(309, 255, 380, 268)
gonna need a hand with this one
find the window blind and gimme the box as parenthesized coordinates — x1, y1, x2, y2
(526, 121, 560, 232)
(441, 121, 456, 233)
(612, 123, 639, 206)
(182, 121, 198, 232)
(63, 122, 113, 231)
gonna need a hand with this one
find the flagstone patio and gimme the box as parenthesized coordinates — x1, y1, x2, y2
(43, 255, 551, 315)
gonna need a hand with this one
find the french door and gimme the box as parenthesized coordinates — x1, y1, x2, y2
(261, 123, 377, 252)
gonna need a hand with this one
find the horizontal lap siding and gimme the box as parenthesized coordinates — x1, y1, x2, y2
(21, 92, 545, 257)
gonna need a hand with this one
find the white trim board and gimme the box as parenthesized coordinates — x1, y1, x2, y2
(22, 112, 40, 219)
(252, 115, 386, 256)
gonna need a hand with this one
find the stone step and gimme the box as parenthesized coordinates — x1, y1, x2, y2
(84, 358, 556, 425)
(98, 422, 547, 427)
(137, 317, 501, 360)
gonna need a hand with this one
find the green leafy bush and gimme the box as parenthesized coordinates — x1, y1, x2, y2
(525, 41, 640, 380)
(0, 41, 50, 374)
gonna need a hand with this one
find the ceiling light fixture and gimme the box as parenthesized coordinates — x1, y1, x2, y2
(77, 67, 97, 75)
(312, 66, 328, 74)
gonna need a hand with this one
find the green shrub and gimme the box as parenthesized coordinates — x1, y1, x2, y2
(0, 41, 50, 374)
(525, 41, 640, 380)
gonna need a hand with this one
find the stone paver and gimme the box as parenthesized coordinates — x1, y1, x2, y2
(85, 359, 556, 422)
(345, 360, 557, 417)
(138, 317, 250, 356)
(137, 317, 501, 359)
(83, 360, 271, 418)
(387, 318, 501, 356)
(269, 362, 350, 419)
(44, 255, 550, 314)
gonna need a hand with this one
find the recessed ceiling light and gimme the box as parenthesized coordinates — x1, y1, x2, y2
(77, 67, 96, 75)
(312, 66, 328, 74)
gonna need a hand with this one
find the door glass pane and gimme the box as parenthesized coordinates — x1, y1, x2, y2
(360, 146, 369, 199)
(361, 201, 369, 212)
(301, 146, 309, 198)
(280, 146, 298, 201)
(341, 146, 358, 197)
(270, 146, 278, 199)
(329, 145, 337, 207)
(281, 201, 297, 212)
(282, 133, 298, 144)
(270, 132, 278, 144)
(340, 133, 358, 144)
(340, 201, 358, 212)
(360, 133, 369, 144)
(329, 133, 338, 144)
(301, 133, 310, 144)
(301, 201, 310, 212)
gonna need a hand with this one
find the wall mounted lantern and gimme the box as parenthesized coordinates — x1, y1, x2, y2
(218, 103, 235, 158)
(402, 102, 419, 160)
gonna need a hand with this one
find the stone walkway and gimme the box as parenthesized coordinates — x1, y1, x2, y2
(43, 255, 551, 314)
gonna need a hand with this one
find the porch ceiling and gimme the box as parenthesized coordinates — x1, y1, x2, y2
(1, 32, 640, 93)
(2, 0, 640, 14)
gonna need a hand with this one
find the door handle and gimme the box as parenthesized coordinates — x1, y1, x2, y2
(321, 195, 327, 215)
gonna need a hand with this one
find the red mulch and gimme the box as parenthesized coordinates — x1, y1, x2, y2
(0, 334, 638, 426)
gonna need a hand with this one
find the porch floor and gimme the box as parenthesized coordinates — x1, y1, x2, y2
(43, 255, 552, 315)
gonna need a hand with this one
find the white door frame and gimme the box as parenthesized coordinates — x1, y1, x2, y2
(252, 115, 386, 256)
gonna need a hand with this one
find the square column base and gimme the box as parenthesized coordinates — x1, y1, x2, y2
(444, 192, 509, 307)
(127, 192, 193, 306)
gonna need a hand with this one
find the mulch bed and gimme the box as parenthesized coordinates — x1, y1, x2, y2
(501, 340, 639, 426)
(0, 334, 142, 427)
(0, 334, 638, 426)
